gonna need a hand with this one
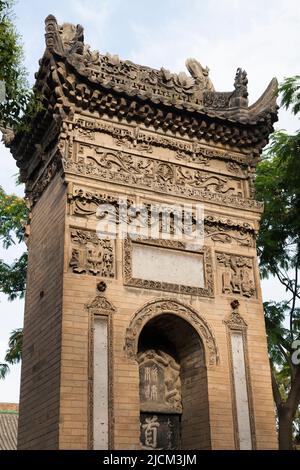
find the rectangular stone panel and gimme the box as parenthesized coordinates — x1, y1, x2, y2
(231, 332, 252, 450)
(93, 316, 108, 450)
(132, 243, 204, 288)
(140, 413, 181, 450)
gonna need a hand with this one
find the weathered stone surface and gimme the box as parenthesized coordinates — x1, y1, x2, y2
(132, 243, 205, 288)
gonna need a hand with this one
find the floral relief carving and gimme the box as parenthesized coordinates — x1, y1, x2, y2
(204, 215, 255, 247)
(69, 229, 115, 278)
(177, 167, 240, 195)
(63, 144, 263, 212)
(68, 186, 135, 217)
(67, 186, 256, 247)
(73, 118, 252, 168)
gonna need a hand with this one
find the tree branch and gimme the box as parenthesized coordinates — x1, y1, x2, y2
(271, 364, 283, 409)
(290, 263, 299, 342)
(278, 343, 295, 382)
(287, 365, 300, 415)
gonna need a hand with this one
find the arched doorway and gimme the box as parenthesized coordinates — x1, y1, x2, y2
(137, 313, 211, 450)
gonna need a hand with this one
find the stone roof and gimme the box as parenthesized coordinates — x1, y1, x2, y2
(0, 404, 18, 450)
(41, 15, 277, 122)
(6, 14, 278, 182)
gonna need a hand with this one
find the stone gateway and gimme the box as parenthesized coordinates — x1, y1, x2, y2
(7, 15, 278, 449)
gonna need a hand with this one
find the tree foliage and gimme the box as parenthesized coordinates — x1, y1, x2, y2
(255, 76, 300, 449)
(0, 0, 32, 380)
(0, 328, 22, 378)
(0, 0, 33, 129)
(0, 184, 27, 247)
(0, 185, 27, 377)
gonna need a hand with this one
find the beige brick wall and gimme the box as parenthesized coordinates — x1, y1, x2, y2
(17, 174, 66, 450)
(57, 233, 277, 449)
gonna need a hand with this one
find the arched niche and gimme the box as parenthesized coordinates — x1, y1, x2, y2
(125, 299, 218, 450)
(124, 298, 219, 367)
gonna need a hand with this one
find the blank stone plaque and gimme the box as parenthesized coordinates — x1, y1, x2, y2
(132, 243, 204, 288)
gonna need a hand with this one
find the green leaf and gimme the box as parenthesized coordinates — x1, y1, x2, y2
(0, 363, 9, 379)
(0, 252, 27, 300)
(0, 185, 28, 248)
(5, 328, 22, 364)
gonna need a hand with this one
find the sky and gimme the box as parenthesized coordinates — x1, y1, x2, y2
(0, 0, 300, 403)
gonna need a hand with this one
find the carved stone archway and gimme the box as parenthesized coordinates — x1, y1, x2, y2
(124, 298, 219, 367)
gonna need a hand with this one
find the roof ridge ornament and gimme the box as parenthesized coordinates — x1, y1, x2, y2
(185, 58, 215, 92)
(229, 67, 249, 108)
(45, 14, 85, 56)
(45, 14, 63, 55)
(61, 23, 85, 55)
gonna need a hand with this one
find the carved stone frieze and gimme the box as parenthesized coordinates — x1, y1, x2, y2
(63, 145, 263, 212)
(68, 186, 134, 218)
(203, 91, 232, 109)
(176, 166, 241, 194)
(67, 185, 256, 247)
(72, 117, 253, 168)
(204, 215, 255, 247)
(74, 119, 153, 153)
(124, 298, 219, 366)
(26, 153, 62, 206)
(216, 253, 256, 298)
(69, 228, 115, 278)
(123, 238, 214, 297)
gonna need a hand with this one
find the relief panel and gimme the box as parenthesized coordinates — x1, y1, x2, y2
(63, 142, 263, 212)
(138, 350, 182, 414)
(138, 349, 182, 450)
(216, 252, 256, 298)
(69, 228, 115, 278)
(68, 186, 256, 248)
